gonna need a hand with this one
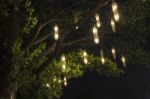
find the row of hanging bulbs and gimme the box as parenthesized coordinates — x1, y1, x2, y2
(61, 55, 67, 86)
(112, 0, 119, 22)
(83, 50, 88, 64)
(50, 0, 125, 87)
(111, 0, 119, 33)
(81, 48, 126, 67)
(54, 24, 59, 40)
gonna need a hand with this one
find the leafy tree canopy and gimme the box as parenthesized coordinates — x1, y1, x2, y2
(0, 0, 150, 99)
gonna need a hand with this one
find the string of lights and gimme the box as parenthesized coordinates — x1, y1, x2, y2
(51, 0, 126, 87)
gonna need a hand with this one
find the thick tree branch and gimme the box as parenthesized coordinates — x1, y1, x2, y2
(26, 2, 84, 49)
(35, 30, 69, 78)
(35, 0, 112, 77)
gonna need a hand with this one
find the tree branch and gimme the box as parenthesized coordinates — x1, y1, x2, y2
(63, 36, 91, 47)
(35, 0, 112, 77)
(26, 2, 84, 49)
(33, 33, 53, 45)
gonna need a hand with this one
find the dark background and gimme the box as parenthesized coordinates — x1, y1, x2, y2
(60, 64, 150, 99)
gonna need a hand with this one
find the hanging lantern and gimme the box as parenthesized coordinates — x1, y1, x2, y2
(61, 55, 66, 70)
(101, 57, 105, 65)
(83, 50, 88, 64)
(121, 55, 126, 67)
(96, 21, 101, 28)
(100, 49, 105, 64)
(111, 47, 116, 60)
(64, 77, 67, 86)
(64, 81, 67, 86)
(54, 24, 59, 40)
(95, 13, 100, 22)
(112, 1, 118, 12)
(111, 18, 116, 32)
(92, 26, 99, 44)
(95, 13, 101, 28)
(114, 13, 119, 22)
(112, 1, 119, 22)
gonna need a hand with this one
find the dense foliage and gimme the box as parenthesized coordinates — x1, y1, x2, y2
(0, 0, 149, 99)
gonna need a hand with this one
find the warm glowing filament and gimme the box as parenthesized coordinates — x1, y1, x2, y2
(58, 79, 61, 83)
(54, 33, 59, 40)
(64, 81, 67, 86)
(83, 50, 88, 64)
(101, 57, 105, 64)
(93, 26, 98, 34)
(64, 77, 67, 81)
(94, 38, 99, 44)
(100, 49, 105, 64)
(92, 26, 99, 44)
(112, 1, 118, 12)
(62, 64, 66, 70)
(114, 13, 119, 22)
(83, 50, 87, 56)
(112, 1, 119, 22)
(61, 55, 66, 71)
(95, 13, 100, 22)
(111, 18, 116, 32)
(54, 25, 59, 40)
(121, 55, 126, 67)
(64, 77, 67, 86)
(96, 21, 101, 28)
(46, 83, 50, 87)
(61, 55, 65, 62)
(111, 47, 116, 60)
(76, 26, 79, 29)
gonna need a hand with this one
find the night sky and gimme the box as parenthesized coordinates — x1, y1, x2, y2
(60, 64, 150, 99)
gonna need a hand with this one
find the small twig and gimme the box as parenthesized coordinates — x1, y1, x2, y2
(63, 36, 91, 47)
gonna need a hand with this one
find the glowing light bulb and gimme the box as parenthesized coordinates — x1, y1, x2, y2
(61, 55, 66, 71)
(64, 77, 67, 81)
(94, 38, 99, 44)
(64, 77, 67, 86)
(112, 2, 118, 12)
(76, 26, 79, 29)
(46, 83, 50, 87)
(62, 64, 66, 70)
(96, 21, 101, 28)
(54, 33, 59, 40)
(83, 50, 88, 64)
(111, 18, 116, 32)
(95, 13, 100, 22)
(54, 25, 59, 40)
(92, 26, 99, 44)
(58, 79, 61, 83)
(121, 55, 126, 67)
(111, 47, 116, 60)
(83, 51, 87, 56)
(114, 13, 119, 22)
(112, 47, 115, 54)
(54, 25, 58, 32)
(61, 55, 65, 62)
(64, 81, 67, 86)
(93, 26, 98, 34)
(101, 57, 105, 64)
(84, 58, 88, 64)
